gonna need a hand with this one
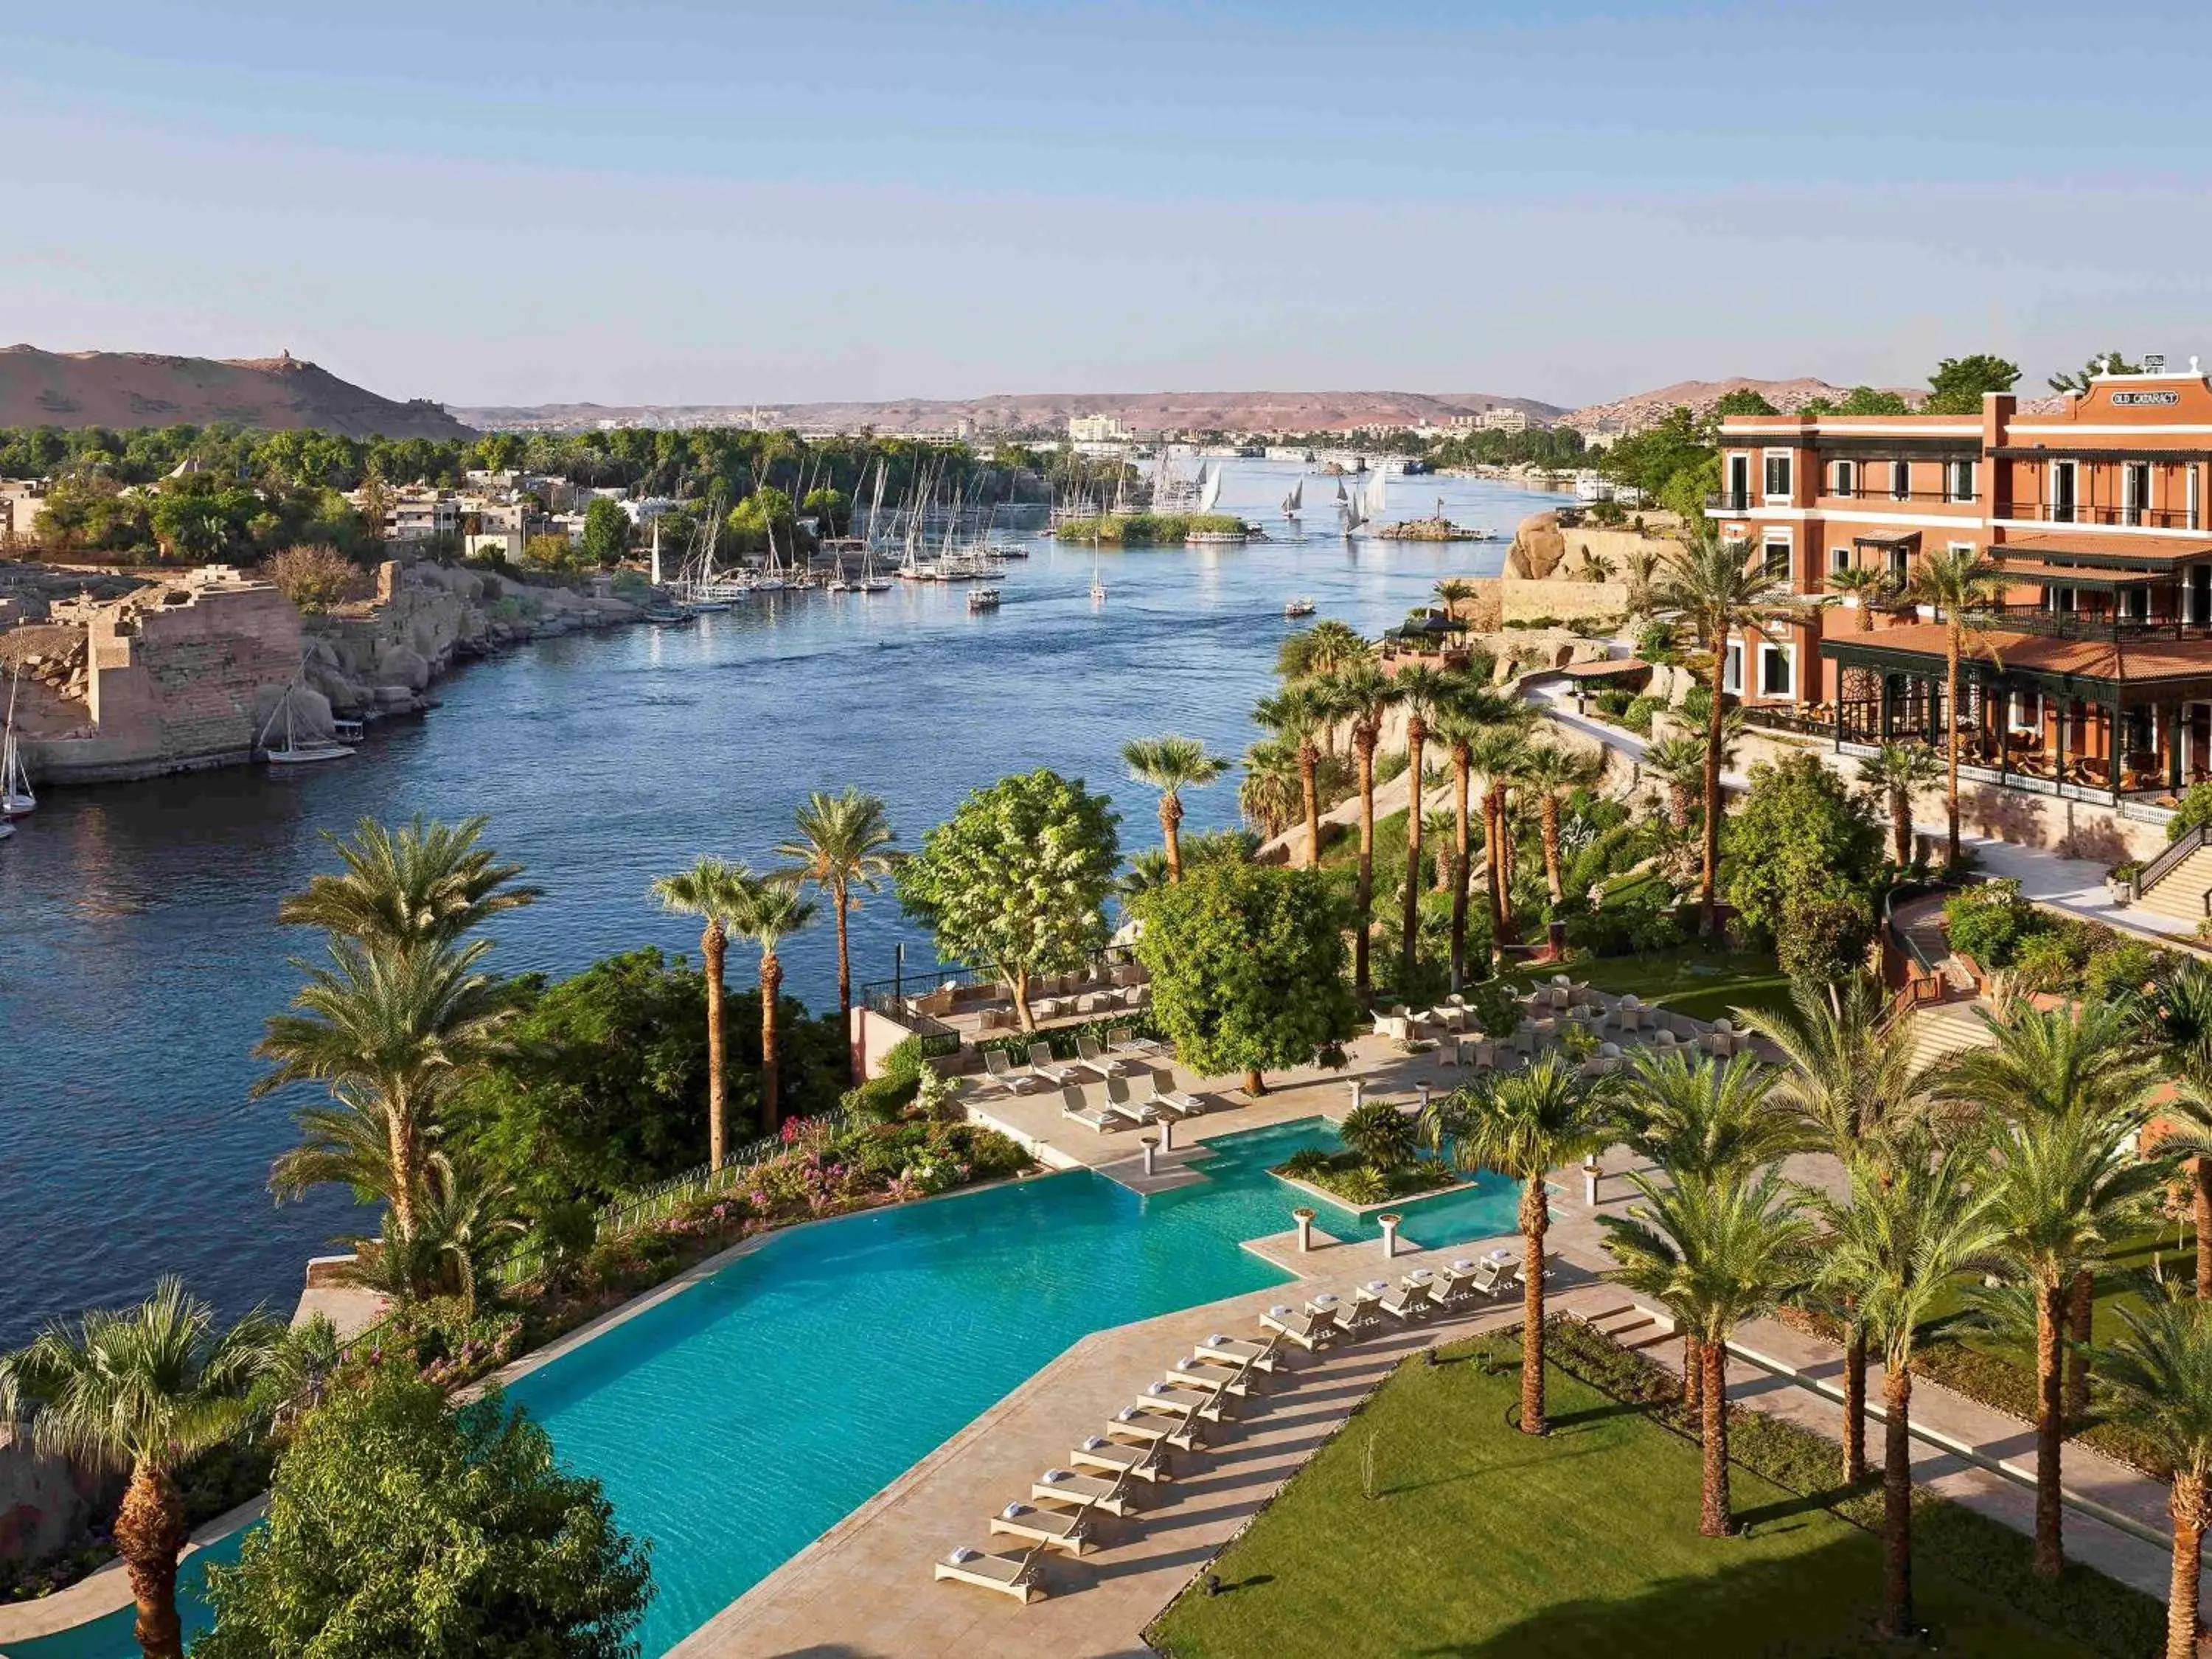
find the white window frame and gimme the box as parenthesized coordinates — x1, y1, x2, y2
(2008, 689, 2042, 732)
(1761, 529, 1793, 582)
(2125, 460, 2152, 526)
(1948, 459, 1976, 503)
(2190, 465, 2202, 532)
(1722, 641, 1744, 695)
(1726, 452, 1751, 507)
(1891, 459, 1911, 501)
(2051, 459, 2078, 522)
(1761, 448, 1794, 504)
(1830, 545, 1851, 574)
(1832, 459, 1857, 496)
(1756, 641, 1797, 700)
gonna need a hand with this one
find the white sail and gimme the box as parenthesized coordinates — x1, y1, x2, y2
(1363, 467, 1388, 516)
(1197, 463, 1221, 515)
(1287, 480, 1303, 512)
(1, 664, 33, 815)
(649, 520, 663, 587)
(1334, 478, 1348, 504)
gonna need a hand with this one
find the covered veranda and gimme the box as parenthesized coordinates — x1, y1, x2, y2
(1821, 622, 2212, 810)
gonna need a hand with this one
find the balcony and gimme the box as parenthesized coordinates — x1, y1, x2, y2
(1964, 603, 2212, 644)
(1706, 491, 1753, 512)
(2001, 502, 2202, 530)
(1819, 487, 1977, 507)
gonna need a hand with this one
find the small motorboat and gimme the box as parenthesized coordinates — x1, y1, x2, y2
(967, 588, 1003, 611)
(1284, 597, 1316, 619)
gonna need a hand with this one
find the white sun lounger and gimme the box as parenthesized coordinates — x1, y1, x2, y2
(1107, 1025, 1165, 1058)
(1150, 1067, 1209, 1116)
(1106, 1406, 1202, 1453)
(1357, 1279, 1430, 1322)
(1165, 1354, 1258, 1397)
(934, 1543, 1046, 1602)
(1028, 1043, 1083, 1088)
(1193, 1331, 1281, 1373)
(1130, 1380, 1228, 1424)
(983, 1048, 1040, 1095)
(1069, 1433, 1171, 1482)
(1103, 1077, 1166, 1125)
(1259, 1304, 1335, 1351)
(1060, 1085, 1123, 1133)
(990, 1498, 1093, 1555)
(1032, 1467, 1136, 1517)
(1075, 1034, 1135, 1079)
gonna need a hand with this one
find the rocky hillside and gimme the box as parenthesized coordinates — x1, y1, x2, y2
(1562, 376, 1925, 430)
(455, 388, 1571, 435)
(0, 346, 475, 438)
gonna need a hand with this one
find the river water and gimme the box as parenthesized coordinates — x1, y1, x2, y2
(0, 462, 1557, 1344)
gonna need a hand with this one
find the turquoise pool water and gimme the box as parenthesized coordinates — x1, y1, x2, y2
(4, 1118, 1519, 1658)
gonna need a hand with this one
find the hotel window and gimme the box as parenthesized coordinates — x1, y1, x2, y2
(1757, 643, 1796, 699)
(1947, 459, 1976, 503)
(1762, 534, 1792, 580)
(1889, 545, 1910, 584)
(1830, 546, 1851, 574)
(2125, 462, 2152, 526)
(2051, 460, 2078, 523)
(1722, 642, 1744, 695)
(1763, 451, 1792, 501)
(1891, 460, 1911, 501)
(2191, 465, 2202, 532)
(2008, 689, 2042, 732)
(1726, 453, 1750, 507)
(1832, 459, 1857, 496)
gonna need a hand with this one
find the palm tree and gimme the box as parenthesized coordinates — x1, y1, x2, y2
(1941, 997, 2166, 1424)
(1236, 739, 1302, 841)
(254, 936, 513, 1240)
(1980, 1105, 2168, 1576)
(339, 1150, 522, 1312)
(1433, 685, 1525, 990)
(1468, 723, 1532, 955)
(1424, 1054, 1615, 1435)
(2094, 1295, 2212, 1659)
(1807, 1143, 2000, 1638)
(1904, 545, 2005, 865)
(1856, 742, 1940, 866)
(1315, 664, 1402, 999)
(1253, 682, 1332, 867)
(0, 1281, 281, 1659)
(726, 872, 819, 1133)
(1652, 527, 1795, 934)
(1292, 617, 1370, 683)
(1617, 1047, 1798, 1408)
(1433, 577, 1478, 619)
(1600, 1167, 1811, 1536)
(776, 788, 898, 1071)
(1742, 974, 1930, 1482)
(2146, 960, 2212, 1300)
(276, 813, 539, 952)
(1825, 563, 1893, 633)
(1517, 740, 1606, 904)
(1391, 664, 1455, 993)
(1643, 729, 1715, 832)
(1625, 546, 1664, 623)
(651, 856, 753, 1169)
(1122, 735, 1231, 883)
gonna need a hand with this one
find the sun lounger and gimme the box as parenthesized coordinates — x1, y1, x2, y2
(1133, 1380, 1228, 1423)
(1307, 1290, 1373, 1336)
(1107, 1405, 1202, 1452)
(1430, 1259, 1489, 1305)
(991, 1498, 1093, 1555)
(1166, 1353, 1258, 1397)
(1107, 1025, 1165, 1058)
(1358, 1279, 1430, 1322)
(1060, 1084, 1123, 1133)
(1032, 1467, 1136, 1517)
(1193, 1331, 1281, 1373)
(1103, 1076, 1166, 1125)
(1259, 1304, 1335, 1351)
(1075, 1034, 1135, 1080)
(1150, 1067, 1209, 1116)
(1028, 1043, 1082, 1088)
(1069, 1433, 1171, 1482)
(934, 1543, 1046, 1602)
(983, 1048, 1041, 1095)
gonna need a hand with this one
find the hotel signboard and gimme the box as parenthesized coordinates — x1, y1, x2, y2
(2112, 390, 2181, 406)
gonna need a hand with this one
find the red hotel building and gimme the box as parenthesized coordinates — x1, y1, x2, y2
(1711, 366, 2212, 806)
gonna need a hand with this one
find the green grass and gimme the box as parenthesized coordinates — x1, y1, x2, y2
(1506, 945, 1795, 1024)
(1153, 1335, 2108, 1659)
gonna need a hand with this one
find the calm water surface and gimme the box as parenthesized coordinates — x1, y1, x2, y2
(0, 463, 1555, 1345)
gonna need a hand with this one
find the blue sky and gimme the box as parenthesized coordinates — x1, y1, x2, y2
(7, 0, 2212, 408)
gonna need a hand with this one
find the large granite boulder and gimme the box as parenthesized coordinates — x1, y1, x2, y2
(1506, 511, 1568, 580)
(373, 642, 431, 692)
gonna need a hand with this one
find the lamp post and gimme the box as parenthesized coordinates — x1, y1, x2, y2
(1141, 1134, 1158, 1178)
(1378, 1212, 1403, 1259)
(1293, 1206, 1318, 1253)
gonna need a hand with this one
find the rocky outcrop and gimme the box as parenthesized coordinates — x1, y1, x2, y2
(1506, 511, 1569, 580)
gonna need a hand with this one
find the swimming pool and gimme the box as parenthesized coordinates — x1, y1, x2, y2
(4, 1118, 1520, 1658)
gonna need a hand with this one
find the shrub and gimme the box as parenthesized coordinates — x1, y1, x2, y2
(1618, 695, 1659, 736)
(2081, 939, 2164, 1004)
(1634, 620, 1676, 663)
(1941, 878, 2041, 970)
(1279, 1148, 1335, 1180)
(1338, 1100, 1416, 1170)
(1461, 978, 1522, 1038)
(1333, 1166, 1391, 1206)
(2010, 928, 2081, 992)
(1778, 890, 1876, 984)
(1593, 687, 1635, 718)
(262, 543, 368, 613)
(1678, 684, 1714, 723)
(2168, 782, 2212, 841)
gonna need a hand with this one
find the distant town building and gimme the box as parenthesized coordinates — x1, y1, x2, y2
(1448, 406, 1540, 434)
(1068, 414, 1131, 444)
(0, 480, 49, 549)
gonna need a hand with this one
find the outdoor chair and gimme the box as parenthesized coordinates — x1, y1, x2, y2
(1068, 1434, 1171, 1483)
(1192, 1332, 1281, 1374)
(1360, 1278, 1430, 1322)
(990, 1499, 1092, 1557)
(1059, 1084, 1121, 1133)
(1075, 1034, 1133, 1079)
(1028, 1043, 1082, 1088)
(1259, 1304, 1335, 1352)
(1150, 1067, 1208, 1116)
(1166, 1353, 1259, 1397)
(935, 1543, 1048, 1603)
(1107, 1025, 1163, 1059)
(983, 1048, 1039, 1094)
(1102, 1077, 1165, 1125)
(1032, 1467, 1137, 1517)
(1107, 1405, 1203, 1453)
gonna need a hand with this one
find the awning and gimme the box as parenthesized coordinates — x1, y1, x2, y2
(1558, 658, 1650, 681)
(1991, 561, 2170, 590)
(1853, 530, 1922, 550)
(1994, 532, 2212, 567)
(1822, 623, 2212, 698)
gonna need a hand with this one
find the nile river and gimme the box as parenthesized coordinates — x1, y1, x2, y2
(0, 462, 1555, 1343)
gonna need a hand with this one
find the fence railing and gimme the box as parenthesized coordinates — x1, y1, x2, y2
(2139, 821, 2208, 897)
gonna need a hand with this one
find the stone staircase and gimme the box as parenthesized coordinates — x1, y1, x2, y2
(2135, 844, 2212, 930)
(1572, 1299, 1677, 1354)
(1905, 1001, 1992, 1072)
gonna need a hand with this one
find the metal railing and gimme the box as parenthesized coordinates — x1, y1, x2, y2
(1964, 605, 2212, 643)
(2138, 821, 2208, 897)
(2006, 502, 2201, 530)
(859, 943, 1138, 1018)
(1820, 487, 1976, 507)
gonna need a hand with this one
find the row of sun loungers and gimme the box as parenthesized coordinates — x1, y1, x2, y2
(937, 1255, 1538, 1603)
(1058, 1073, 1211, 1133)
(981, 1030, 1166, 1095)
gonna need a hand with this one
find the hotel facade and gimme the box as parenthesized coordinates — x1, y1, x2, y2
(1708, 368, 2212, 811)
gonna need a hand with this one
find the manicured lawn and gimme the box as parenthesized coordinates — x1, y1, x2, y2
(1510, 944, 1795, 1024)
(1153, 1336, 2100, 1659)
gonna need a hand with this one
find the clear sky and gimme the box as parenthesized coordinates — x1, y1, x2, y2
(7, 0, 2212, 409)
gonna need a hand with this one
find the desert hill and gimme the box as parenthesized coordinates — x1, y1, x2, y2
(0, 346, 474, 439)
(1562, 376, 1926, 430)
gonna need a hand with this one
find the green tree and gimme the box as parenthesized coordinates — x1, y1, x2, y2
(1422, 1055, 1615, 1435)
(1517, 739, 1605, 905)
(1904, 545, 2005, 863)
(1121, 735, 1231, 883)
(1653, 526, 1795, 933)
(1724, 751, 1882, 955)
(650, 857, 754, 1169)
(776, 788, 899, 1062)
(1806, 1142, 2000, 1638)
(2091, 1295, 2212, 1659)
(1710, 388, 1780, 418)
(276, 815, 540, 955)
(1600, 1167, 1811, 1537)
(1924, 353, 2022, 415)
(1855, 742, 1940, 866)
(580, 497, 630, 567)
(897, 769, 1120, 1031)
(1391, 664, 1455, 991)
(1275, 617, 1369, 684)
(1135, 862, 1356, 1096)
(1253, 684, 1332, 868)
(1338, 1098, 1418, 1170)
(1824, 563, 1893, 632)
(723, 872, 817, 1133)
(1803, 386, 1912, 417)
(196, 1371, 651, 1659)
(1314, 664, 1402, 1000)
(0, 1281, 280, 1659)
(2049, 351, 2145, 396)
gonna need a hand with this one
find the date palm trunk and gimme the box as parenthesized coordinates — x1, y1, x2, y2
(2167, 1474, 2207, 1659)
(1449, 743, 1472, 991)
(1519, 1179, 1550, 1436)
(1879, 1366, 1916, 1638)
(1699, 1338, 1732, 1538)
(2035, 1281, 2066, 1577)
(1683, 1330, 1703, 1411)
(759, 948, 784, 1135)
(1944, 622, 1964, 866)
(2066, 1267, 2094, 1427)
(1540, 793, 1565, 903)
(1890, 787, 1913, 868)
(1843, 1326, 1869, 1484)
(1701, 639, 1726, 936)
(1299, 740, 1322, 871)
(832, 888, 855, 1085)
(703, 919, 728, 1170)
(1484, 781, 1510, 948)
(1160, 793, 1185, 883)
(1402, 714, 1427, 995)
(116, 1463, 187, 1659)
(1354, 731, 1377, 999)
(2197, 1158, 2212, 1300)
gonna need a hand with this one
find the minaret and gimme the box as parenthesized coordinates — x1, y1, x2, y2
(650, 519, 662, 586)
